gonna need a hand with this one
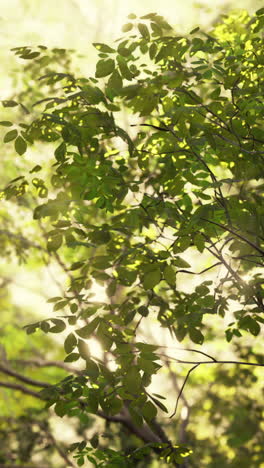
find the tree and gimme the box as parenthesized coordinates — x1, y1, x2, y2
(0, 7, 264, 467)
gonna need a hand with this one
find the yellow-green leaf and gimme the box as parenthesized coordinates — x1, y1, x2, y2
(138, 23, 150, 39)
(122, 23, 133, 32)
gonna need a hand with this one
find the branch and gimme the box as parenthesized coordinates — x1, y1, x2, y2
(0, 229, 44, 251)
(0, 381, 45, 399)
(213, 132, 264, 157)
(175, 262, 221, 276)
(47, 430, 76, 467)
(97, 409, 162, 444)
(131, 123, 170, 132)
(159, 347, 217, 362)
(160, 355, 264, 367)
(0, 377, 170, 451)
(170, 364, 200, 418)
(0, 465, 50, 468)
(201, 218, 264, 256)
(0, 363, 51, 388)
(162, 357, 190, 445)
(11, 359, 82, 375)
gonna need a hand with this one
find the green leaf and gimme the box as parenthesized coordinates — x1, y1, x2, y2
(47, 234, 63, 252)
(108, 70, 123, 92)
(47, 296, 62, 303)
(78, 340, 90, 360)
(138, 23, 150, 39)
(53, 300, 68, 311)
(90, 433, 99, 448)
(64, 333, 77, 354)
(21, 51, 40, 59)
(163, 265, 175, 285)
(77, 457, 84, 467)
(85, 359, 99, 379)
(190, 26, 200, 34)
(174, 257, 191, 268)
(138, 357, 157, 374)
(96, 58, 115, 78)
(128, 406, 143, 426)
(189, 327, 204, 345)
(93, 43, 115, 53)
(49, 319, 66, 333)
(14, 136, 27, 155)
(106, 280, 117, 297)
(149, 43, 157, 59)
(70, 304, 78, 314)
(2, 100, 18, 107)
(117, 55, 133, 80)
(3, 129, 18, 143)
(0, 121, 13, 127)
(76, 317, 100, 339)
(64, 353, 80, 362)
(142, 401, 157, 422)
(138, 305, 149, 317)
(40, 321, 50, 333)
(54, 142, 66, 161)
(123, 367, 141, 393)
(193, 233, 205, 253)
(69, 261, 85, 271)
(122, 23, 133, 32)
(256, 7, 264, 15)
(239, 316, 261, 336)
(150, 396, 168, 413)
(30, 165, 42, 173)
(54, 401, 67, 417)
(143, 268, 161, 290)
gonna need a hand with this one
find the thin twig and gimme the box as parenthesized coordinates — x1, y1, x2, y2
(201, 218, 264, 256)
(170, 364, 200, 418)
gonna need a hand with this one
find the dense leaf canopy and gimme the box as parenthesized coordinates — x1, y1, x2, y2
(1, 7, 264, 468)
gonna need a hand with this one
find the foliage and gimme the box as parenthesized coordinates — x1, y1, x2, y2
(1, 7, 264, 468)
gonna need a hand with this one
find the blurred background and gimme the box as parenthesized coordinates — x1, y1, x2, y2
(0, 0, 263, 467)
(1, 0, 263, 95)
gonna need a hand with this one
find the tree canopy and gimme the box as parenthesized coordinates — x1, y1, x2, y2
(0, 7, 264, 467)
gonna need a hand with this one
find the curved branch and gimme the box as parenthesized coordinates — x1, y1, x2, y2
(0, 381, 45, 399)
(201, 218, 264, 256)
(0, 363, 51, 388)
(160, 355, 264, 367)
(11, 359, 82, 375)
(170, 364, 200, 418)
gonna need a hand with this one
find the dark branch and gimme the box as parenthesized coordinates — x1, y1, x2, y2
(201, 218, 264, 256)
(0, 381, 45, 399)
(11, 359, 82, 375)
(0, 363, 51, 388)
(170, 364, 200, 418)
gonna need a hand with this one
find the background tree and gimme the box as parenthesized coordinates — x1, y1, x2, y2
(0, 6, 264, 468)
